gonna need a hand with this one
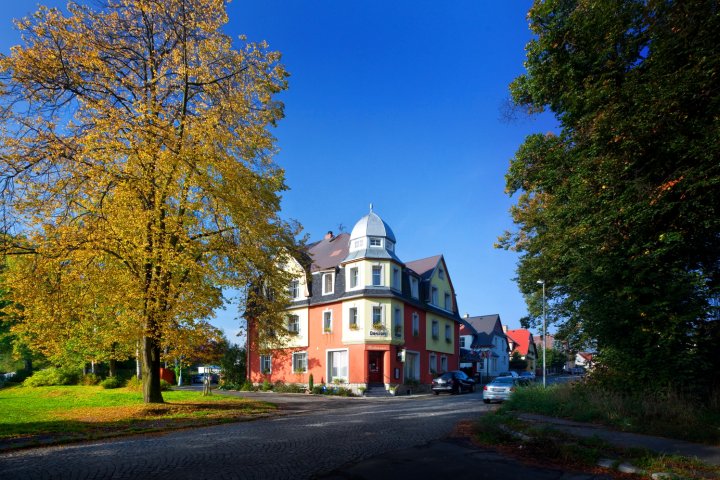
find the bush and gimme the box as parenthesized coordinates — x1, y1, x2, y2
(124, 376, 143, 391)
(100, 376, 122, 389)
(23, 367, 79, 387)
(160, 379, 172, 391)
(80, 373, 100, 386)
(260, 379, 272, 391)
(273, 382, 305, 393)
(308, 373, 314, 391)
(239, 381, 257, 391)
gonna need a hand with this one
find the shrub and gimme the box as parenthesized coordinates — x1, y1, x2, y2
(308, 373, 314, 391)
(311, 384, 325, 395)
(124, 376, 143, 391)
(273, 382, 305, 393)
(23, 367, 79, 387)
(260, 379, 272, 391)
(160, 379, 172, 391)
(80, 373, 100, 386)
(100, 376, 123, 389)
(239, 381, 257, 391)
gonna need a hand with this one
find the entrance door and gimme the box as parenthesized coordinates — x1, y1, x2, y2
(368, 351, 383, 383)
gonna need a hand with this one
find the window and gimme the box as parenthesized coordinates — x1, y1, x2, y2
(352, 238, 364, 250)
(328, 350, 348, 382)
(410, 277, 419, 299)
(372, 306, 383, 327)
(459, 336, 466, 348)
(431, 320, 439, 339)
(292, 352, 307, 373)
(444, 293, 451, 310)
(438, 268, 445, 280)
(287, 314, 299, 334)
(372, 265, 382, 286)
(288, 280, 300, 299)
(440, 356, 448, 372)
(392, 267, 400, 290)
(260, 354, 272, 374)
(412, 313, 419, 336)
(322, 272, 334, 295)
(404, 351, 419, 381)
(431, 286, 438, 305)
(369, 237, 382, 247)
(386, 240, 394, 251)
(349, 307, 358, 329)
(445, 324, 452, 343)
(393, 308, 402, 337)
(349, 267, 359, 288)
(323, 310, 332, 333)
(429, 353, 437, 374)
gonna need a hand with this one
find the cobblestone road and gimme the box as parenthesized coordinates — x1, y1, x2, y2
(0, 392, 491, 479)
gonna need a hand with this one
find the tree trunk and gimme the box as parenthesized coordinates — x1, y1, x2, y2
(23, 357, 32, 373)
(136, 342, 141, 379)
(142, 335, 164, 403)
(109, 359, 117, 378)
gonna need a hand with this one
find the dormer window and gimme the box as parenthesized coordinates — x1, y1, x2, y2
(410, 277, 419, 299)
(322, 272, 334, 295)
(386, 240, 394, 251)
(352, 238, 364, 250)
(369, 237, 382, 247)
(438, 268, 445, 280)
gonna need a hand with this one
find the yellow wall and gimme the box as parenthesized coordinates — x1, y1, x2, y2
(428, 259, 454, 313)
(284, 307, 309, 348)
(340, 298, 404, 344)
(426, 313, 454, 354)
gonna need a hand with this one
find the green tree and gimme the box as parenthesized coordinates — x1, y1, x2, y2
(0, 0, 297, 403)
(499, 0, 720, 396)
(218, 342, 246, 387)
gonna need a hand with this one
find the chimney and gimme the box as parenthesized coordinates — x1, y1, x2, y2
(502, 325, 508, 333)
(324, 231, 334, 240)
(464, 313, 469, 319)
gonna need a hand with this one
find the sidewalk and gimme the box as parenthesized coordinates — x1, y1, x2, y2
(518, 413, 720, 466)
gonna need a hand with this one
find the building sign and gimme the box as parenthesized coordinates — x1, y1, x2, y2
(369, 329, 387, 336)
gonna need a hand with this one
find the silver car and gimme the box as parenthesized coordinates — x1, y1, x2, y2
(482, 376, 519, 403)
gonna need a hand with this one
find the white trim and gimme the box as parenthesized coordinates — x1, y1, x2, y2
(322, 272, 334, 295)
(326, 348, 349, 383)
(323, 309, 333, 333)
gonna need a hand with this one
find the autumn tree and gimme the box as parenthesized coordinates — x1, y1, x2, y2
(499, 0, 720, 396)
(0, 0, 297, 403)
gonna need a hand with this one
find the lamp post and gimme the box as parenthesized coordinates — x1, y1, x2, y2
(537, 279, 546, 388)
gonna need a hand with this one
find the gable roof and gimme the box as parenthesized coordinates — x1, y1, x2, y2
(506, 329, 533, 356)
(464, 314, 503, 335)
(405, 255, 442, 280)
(307, 233, 350, 271)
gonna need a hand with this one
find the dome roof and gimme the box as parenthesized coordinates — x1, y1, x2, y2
(349, 211, 396, 243)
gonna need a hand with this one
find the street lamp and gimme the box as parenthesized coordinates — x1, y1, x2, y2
(537, 279, 546, 388)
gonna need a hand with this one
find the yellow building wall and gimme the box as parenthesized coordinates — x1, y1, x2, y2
(340, 298, 404, 344)
(426, 313, 455, 354)
(284, 307, 309, 348)
(428, 260, 455, 313)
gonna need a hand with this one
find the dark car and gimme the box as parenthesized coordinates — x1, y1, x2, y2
(431, 370, 476, 395)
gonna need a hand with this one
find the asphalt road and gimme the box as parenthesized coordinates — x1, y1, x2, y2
(0, 390, 609, 480)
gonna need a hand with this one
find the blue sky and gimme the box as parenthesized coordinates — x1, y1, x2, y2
(1, 1, 557, 341)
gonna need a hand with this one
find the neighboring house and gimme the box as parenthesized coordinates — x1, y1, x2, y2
(458, 314, 510, 378)
(247, 208, 463, 393)
(575, 352, 594, 370)
(505, 328, 538, 371)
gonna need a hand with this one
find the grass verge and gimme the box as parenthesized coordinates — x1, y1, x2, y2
(472, 411, 720, 479)
(0, 385, 276, 451)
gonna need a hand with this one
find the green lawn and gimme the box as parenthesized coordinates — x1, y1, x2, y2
(0, 385, 276, 450)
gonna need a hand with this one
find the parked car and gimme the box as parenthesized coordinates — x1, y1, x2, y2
(571, 366, 586, 375)
(432, 370, 476, 395)
(483, 376, 520, 403)
(497, 371, 520, 379)
(519, 371, 535, 380)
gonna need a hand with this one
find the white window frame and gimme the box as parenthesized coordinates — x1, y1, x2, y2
(327, 349, 348, 383)
(393, 307, 402, 337)
(372, 265, 383, 286)
(431, 319, 439, 339)
(404, 350, 420, 382)
(351, 238, 364, 250)
(459, 336, 466, 348)
(412, 312, 419, 336)
(349, 267, 359, 289)
(287, 314, 300, 334)
(289, 279, 300, 299)
(348, 307, 358, 329)
(260, 354, 272, 374)
(322, 272, 334, 295)
(369, 237, 382, 247)
(323, 310, 333, 333)
(292, 352, 307, 372)
(372, 305, 383, 327)
(386, 240, 394, 251)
